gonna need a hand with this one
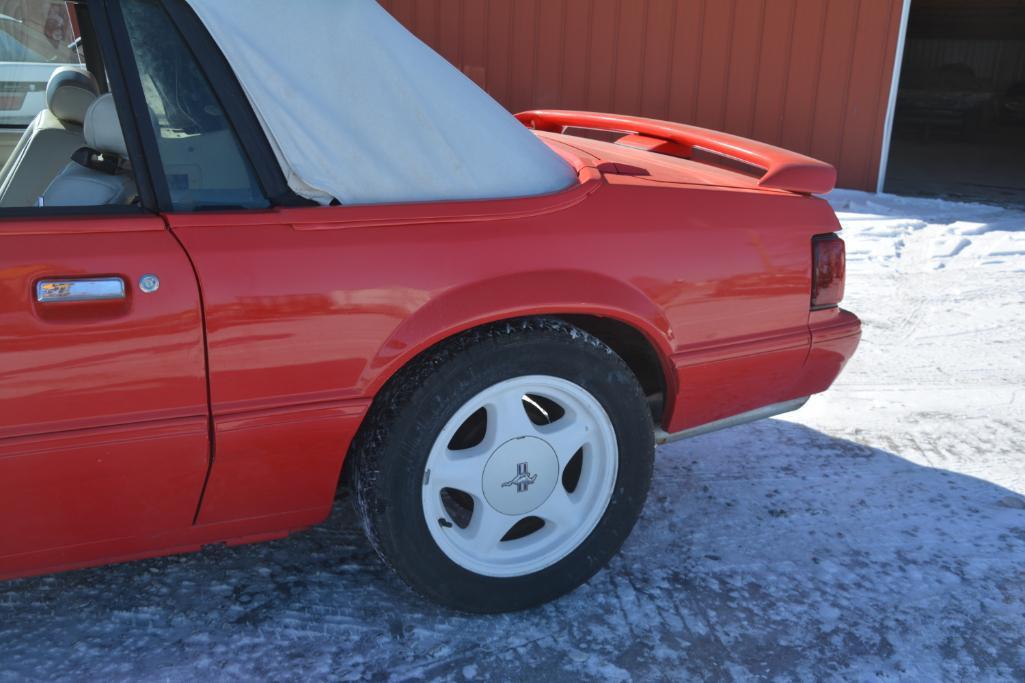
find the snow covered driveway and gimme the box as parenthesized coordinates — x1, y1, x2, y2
(3, 191, 1024, 681)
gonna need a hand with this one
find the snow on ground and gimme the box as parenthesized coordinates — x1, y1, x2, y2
(2, 191, 1025, 682)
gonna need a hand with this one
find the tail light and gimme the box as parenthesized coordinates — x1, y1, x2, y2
(811, 234, 846, 310)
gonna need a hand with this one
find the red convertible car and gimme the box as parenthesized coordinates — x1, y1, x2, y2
(0, 0, 860, 613)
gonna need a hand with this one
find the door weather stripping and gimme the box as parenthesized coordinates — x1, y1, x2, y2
(654, 396, 810, 445)
(36, 277, 126, 303)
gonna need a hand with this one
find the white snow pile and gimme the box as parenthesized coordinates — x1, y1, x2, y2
(1, 191, 1024, 681)
(828, 189, 1025, 272)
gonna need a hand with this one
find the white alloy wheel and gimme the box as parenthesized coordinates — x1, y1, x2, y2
(421, 375, 619, 578)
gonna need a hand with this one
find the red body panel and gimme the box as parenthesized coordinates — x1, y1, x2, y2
(0, 216, 207, 439)
(0, 215, 210, 575)
(0, 133, 860, 582)
(195, 400, 369, 526)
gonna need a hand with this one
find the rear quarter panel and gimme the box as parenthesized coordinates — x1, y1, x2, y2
(597, 175, 840, 428)
(171, 174, 839, 528)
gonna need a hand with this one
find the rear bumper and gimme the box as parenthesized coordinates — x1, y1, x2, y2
(662, 308, 861, 435)
(791, 307, 862, 398)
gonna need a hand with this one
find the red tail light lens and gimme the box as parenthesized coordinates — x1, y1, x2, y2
(812, 234, 846, 310)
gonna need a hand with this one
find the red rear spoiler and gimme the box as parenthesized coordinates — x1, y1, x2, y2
(516, 110, 837, 195)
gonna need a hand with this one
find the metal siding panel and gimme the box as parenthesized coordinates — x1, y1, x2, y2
(751, 0, 797, 146)
(611, 0, 648, 115)
(586, 0, 620, 112)
(667, 0, 706, 125)
(384, 0, 415, 30)
(780, 0, 829, 155)
(460, 0, 487, 88)
(509, 0, 540, 113)
(414, 0, 441, 50)
(809, 0, 860, 168)
(562, 0, 595, 110)
(723, 0, 766, 139)
(640, 0, 677, 119)
(535, 0, 567, 107)
(485, 1, 514, 106)
(694, 0, 734, 130)
(840, 0, 900, 190)
(381, 0, 907, 191)
(868, 0, 908, 192)
(437, 0, 462, 67)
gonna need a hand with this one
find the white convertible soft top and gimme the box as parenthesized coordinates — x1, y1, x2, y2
(185, 0, 576, 206)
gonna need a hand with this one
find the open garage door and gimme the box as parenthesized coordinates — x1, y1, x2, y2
(883, 0, 1025, 207)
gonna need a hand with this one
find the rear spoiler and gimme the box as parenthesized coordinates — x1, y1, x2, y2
(516, 110, 837, 195)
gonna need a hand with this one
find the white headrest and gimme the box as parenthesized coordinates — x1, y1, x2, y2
(84, 94, 128, 157)
(46, 66, 99, 125)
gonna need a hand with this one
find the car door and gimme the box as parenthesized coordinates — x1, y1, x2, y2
(0, 0, 209, 578)
(0, 216, 210, 572)
(109, 0, 363, 531)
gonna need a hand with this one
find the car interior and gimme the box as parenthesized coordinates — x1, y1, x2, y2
(0, 2, 138, 209)
(0, 0, 269, 212)
(0, 65, 107, 206)
(39, 91, 135, 206)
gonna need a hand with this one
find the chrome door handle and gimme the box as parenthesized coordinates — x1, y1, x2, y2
(36, 277, 127, 303)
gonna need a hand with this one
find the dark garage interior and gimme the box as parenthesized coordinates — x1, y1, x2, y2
(885, 0, 1025, 206)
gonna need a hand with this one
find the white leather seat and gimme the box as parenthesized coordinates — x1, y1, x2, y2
(0, 66, 99, 207)
(39, 94, 137, 207)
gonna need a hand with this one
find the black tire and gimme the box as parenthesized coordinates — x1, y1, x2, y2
(351, 318, 655, 613)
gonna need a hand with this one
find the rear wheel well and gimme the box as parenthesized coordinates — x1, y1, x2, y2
(341, 314, 668, 487)
(556, 315, 667, 423)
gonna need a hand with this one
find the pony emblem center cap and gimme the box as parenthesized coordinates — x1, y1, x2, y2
(482, 437, 559, 515)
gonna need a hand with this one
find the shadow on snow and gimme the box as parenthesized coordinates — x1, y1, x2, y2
(2, 420, 1024, 681)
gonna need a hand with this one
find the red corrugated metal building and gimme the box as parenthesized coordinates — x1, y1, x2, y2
(380, 0, 908, 192)
(383, 1, 1025, 204)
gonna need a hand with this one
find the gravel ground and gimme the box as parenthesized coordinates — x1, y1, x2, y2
(2, 191, 1024, 682)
